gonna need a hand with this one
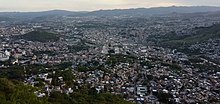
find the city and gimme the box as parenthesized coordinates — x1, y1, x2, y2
(0, 2, 220, 104)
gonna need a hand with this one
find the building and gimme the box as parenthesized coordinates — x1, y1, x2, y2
(0, 51, 9, 61)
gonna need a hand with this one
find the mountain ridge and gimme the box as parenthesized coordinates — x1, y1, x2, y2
(1, 6, 220, 17)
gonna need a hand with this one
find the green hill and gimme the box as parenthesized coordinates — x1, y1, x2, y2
(0, 78, 49, 104)
(158, 24, 220, 48)
(0, 65, 133, 104)
(0, 78, 133, 104)
(20, 31, 59, 42)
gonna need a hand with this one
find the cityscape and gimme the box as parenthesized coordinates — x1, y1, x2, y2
(0, 1, 220, 104)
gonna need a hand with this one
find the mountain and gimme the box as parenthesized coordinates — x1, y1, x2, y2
(1, 6, 220, 19)
(0, 10, 82, 18)
(86, 6, 220, 17)
(0, 10, 87, 22)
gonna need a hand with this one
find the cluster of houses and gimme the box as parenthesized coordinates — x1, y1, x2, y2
(0, 12, 220, 104)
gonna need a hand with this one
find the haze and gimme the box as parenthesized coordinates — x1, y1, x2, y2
(1, 0, 220, 12)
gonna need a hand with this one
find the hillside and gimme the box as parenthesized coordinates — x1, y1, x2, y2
(155, 24, 220, 48)
(19, 31, 60, 42)
(0, 78, 49, 104)
(0, 65, 133, 104)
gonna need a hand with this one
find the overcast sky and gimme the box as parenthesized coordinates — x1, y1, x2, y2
(0, 0, 220, 12)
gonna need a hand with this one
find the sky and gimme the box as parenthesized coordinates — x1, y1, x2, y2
(0, 0, 220, 12)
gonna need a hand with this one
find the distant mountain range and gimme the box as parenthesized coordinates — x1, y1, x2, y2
(0, 10, 81, 18)
(87, 6, 220, 17)
(1, 6, 220, 18)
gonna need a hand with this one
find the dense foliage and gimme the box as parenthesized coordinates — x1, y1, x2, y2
(49, 86, 133, 104)
(0, 78, 49, 104)
(19, 31, 59, 42)
(0, 78, 133, 104)
(0, 64, 133, 104)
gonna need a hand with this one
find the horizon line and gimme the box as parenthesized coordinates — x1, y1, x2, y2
(0, 5, 219, 13)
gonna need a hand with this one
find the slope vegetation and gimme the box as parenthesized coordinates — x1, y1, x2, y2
(19, 31, 59, 42)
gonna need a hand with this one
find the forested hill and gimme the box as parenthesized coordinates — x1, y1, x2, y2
(18, 31, 60, 42)
(153, 23, 220, 48)
(0, 64, 133, 104)
(0, 78, 133, 104)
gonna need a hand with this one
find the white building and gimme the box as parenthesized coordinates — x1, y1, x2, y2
(0, 51, 10, 61)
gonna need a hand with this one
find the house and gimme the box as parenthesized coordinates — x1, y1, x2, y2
(0, 51, 10, 61)
(137, 86, 147, 96)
